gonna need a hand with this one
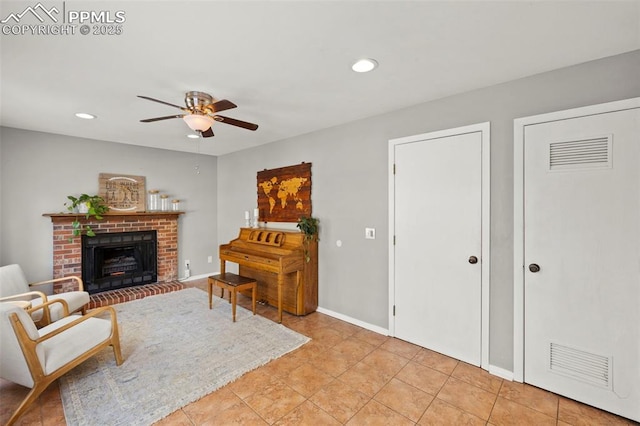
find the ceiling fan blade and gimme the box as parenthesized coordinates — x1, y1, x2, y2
(200, 127, 214, 138)
(209, 99, 237, 113)
(140, 114, 184, 123)
(137, 95, 186, 111)
(213, 115, 259, 131)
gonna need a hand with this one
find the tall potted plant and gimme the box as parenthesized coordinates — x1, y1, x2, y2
(65, 194, 109, 239)
(296, 216, 319, 262)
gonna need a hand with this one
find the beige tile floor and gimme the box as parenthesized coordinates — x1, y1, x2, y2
(1, 279, 637, 425)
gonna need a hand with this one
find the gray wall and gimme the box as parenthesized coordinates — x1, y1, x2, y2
(0, 128, 218, 282)
(216, 50, 640, 371)
(1, 51, 637, 373)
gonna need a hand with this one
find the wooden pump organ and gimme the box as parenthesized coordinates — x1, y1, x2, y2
(219, 228, 318, 322)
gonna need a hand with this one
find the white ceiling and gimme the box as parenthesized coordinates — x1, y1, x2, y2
(1, 1, 639, 156)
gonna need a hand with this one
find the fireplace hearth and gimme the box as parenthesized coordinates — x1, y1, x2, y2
(82, 231, 158, 294)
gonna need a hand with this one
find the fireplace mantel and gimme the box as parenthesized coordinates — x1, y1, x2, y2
(45, 212, 182, 293)
(44, 212, 183, 221)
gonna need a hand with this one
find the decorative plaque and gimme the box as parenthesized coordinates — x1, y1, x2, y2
(99, 173, 146, 212)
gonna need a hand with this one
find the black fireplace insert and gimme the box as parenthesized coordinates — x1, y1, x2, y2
(82, 231, 157, 294)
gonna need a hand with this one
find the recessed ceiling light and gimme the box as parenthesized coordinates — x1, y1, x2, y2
(352, 58, 378, 73)
(75, 112, 96, 119)
(187, 134, 200, 139)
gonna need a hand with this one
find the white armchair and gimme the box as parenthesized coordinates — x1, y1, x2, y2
(0, 264, 89, 326)
(0, 300, 123, 425)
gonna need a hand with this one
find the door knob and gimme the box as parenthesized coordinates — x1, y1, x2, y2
(529, 263, 541, 273)
(468, 256, 478, 264)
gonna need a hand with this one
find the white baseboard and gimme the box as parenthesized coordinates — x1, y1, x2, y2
(316, 306, 389, 336)
(177, 277, 390, 338)
(175, 277, 387, 339)
(178, 272, 218, 282)
(489, 364, 514, 381)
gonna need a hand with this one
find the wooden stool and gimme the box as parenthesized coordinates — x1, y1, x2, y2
(208, 273, 257, 322)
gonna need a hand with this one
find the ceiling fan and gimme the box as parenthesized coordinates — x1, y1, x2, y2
(138, 91, 258, 138)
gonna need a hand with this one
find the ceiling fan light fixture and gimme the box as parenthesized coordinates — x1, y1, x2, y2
(351, 58, 378, 73)
(183, 114, 214, 131)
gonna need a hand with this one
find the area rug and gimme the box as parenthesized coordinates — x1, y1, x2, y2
(59, 288, 310, 426)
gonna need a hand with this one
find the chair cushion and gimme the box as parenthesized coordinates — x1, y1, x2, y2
(28, 292, 90, 322)
(7, 304, 41, 340)
(0, 264, 30, 298)
(48, 292, 90, 321)
(0, 303, 40, 388)
(39, 316, 113, 374)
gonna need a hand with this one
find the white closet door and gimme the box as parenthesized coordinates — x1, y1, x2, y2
(393, 129, 483, 366)
(523, 107, 639, 422)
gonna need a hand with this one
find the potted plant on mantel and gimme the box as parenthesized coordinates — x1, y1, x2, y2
(296, 216, 319, 262)
(64, 194, 109, 240)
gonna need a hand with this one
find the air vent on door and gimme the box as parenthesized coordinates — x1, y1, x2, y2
(549, 342, 612, 389)
(549, 135, 612, 171)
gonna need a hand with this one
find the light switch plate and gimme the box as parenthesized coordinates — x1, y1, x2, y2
(365, 228, 376, 239)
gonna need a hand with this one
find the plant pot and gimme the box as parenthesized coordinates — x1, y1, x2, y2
(77, 202, 90, 214)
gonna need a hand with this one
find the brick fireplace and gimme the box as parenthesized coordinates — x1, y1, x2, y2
(45, 212, 183, 306)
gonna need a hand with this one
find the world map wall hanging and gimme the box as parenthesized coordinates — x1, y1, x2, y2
(256, 163, 312, 222)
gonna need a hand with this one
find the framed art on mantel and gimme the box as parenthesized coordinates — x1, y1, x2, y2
(99, 173, 146, 213)
(257, 163, 311, 222)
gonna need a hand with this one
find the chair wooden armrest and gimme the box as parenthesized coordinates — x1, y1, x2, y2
(27, 299, 70, 324)
(0, 291, 48, 303)
(29, 275, 84, 292)
(1, 291, 51, 325)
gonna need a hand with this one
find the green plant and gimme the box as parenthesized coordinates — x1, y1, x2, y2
(296, 216, 319, 262)
(64, 194, 109, 239)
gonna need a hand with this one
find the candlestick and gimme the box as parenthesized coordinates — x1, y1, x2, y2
(252, 208, 259, 228)
(244, 210, 251, 227)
